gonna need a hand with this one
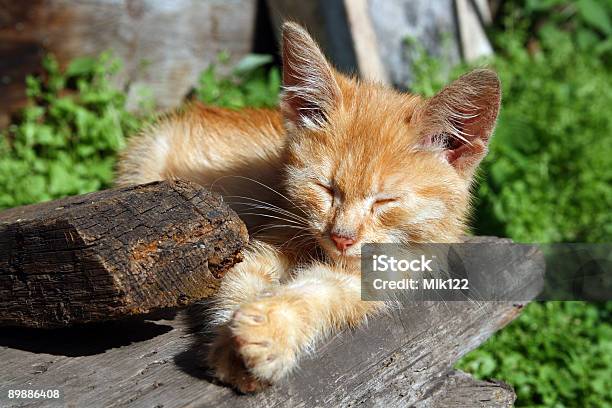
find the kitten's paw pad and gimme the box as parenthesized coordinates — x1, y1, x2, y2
(229, 300, 298, 381)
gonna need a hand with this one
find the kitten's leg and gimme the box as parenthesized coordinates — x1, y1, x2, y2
(219, 262, 386, 391)
(205, 240, 292, 392)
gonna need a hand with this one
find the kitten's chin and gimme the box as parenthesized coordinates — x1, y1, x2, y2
(319, 240, 362, 266)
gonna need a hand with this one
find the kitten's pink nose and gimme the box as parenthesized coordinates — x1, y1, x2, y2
(330, 233, 356, 251)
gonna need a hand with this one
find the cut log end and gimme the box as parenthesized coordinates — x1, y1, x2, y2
(0, 180, 248, 328)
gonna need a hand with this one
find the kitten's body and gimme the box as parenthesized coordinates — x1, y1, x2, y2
(118, 106, 289, 240)
(117, 23, 500, 392)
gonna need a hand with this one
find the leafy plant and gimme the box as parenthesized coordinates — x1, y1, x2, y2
(502, 0, 612, 57)
(477, 28, 611, 243)
(409, 5, 612, 244)
(194, 52, 281, 108)
(457, 302, 612, 407)
(0, 52, 281, 210)
(0, 53, 147, 209)
(407, 2, 612, 406)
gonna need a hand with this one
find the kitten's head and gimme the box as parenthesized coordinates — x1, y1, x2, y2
(280, 22, 501, 261)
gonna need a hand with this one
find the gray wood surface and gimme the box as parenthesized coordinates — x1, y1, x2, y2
(0, 180, 248, 328)
(0, 0, 257, 123)
(368, 0, 462, 88)
(267, 0, 491, 89)
(416, 370, 515, 407)
(0, 235, 539, 407)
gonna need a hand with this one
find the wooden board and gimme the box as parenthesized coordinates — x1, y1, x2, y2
(0, 299, 520, 407)
(267, 0, 492, 88)
(455, 0, 494, 61)
(0, 0, 257, 124)
(0, 237, 538, 407)
(266, 0, 389, 84)
(0, 180, 248, 328)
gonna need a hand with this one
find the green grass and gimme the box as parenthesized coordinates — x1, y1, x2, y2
(457, 302, 612, 407)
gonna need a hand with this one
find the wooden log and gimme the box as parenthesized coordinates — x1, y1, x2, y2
(0, 180, 248, 329)
(0, 237, 537, 407)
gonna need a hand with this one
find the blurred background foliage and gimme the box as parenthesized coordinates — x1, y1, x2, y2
(455, 1, 610, 406)
(0, 0, 610, 406)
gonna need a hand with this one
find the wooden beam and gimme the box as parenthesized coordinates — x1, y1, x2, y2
(0, 237, 536, 406)
(343, 0, 390, 83)
(0, 180, 248, 328)
(455, 0, 494, 61)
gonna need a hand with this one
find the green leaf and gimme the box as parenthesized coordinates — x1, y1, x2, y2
(577, 0, 612, 35)
(66, 56, 98, 77)
(233, 54, 273, 75)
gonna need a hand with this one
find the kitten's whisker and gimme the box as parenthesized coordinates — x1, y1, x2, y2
(252, 224, 308, 234)
(282, 232, 316, 249)
(212, 175, 309, 216)
(227, 196, 309, 224)
(231, 203, 306, 226)
(240, 213, 306, 226)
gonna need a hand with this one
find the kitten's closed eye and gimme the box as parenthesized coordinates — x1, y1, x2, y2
(372, 197, 399, 212)
(374, 197, 398, 205)
(316, 182, 334, 196)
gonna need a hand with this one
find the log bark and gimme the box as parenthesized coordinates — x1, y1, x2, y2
(0, 180, 248, 329)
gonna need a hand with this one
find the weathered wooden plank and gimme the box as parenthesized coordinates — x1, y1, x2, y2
(0, 0, 257, 123)
(0, 180, 248, 329)
(416, 370, 515, 407)
(266, 0, 390, 84)
(0, 300, 522, 407)
(267, 0, 491, 89)
(343, 0, 390, 83)
(0, 236, 537, 407)
(367, 0, 462, 87)
(455, 0, 494, 61)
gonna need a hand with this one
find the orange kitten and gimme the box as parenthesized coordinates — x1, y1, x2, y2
(117, 22, 500, 392)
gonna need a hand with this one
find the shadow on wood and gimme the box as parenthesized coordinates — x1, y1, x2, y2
(0, 319, 172, 357)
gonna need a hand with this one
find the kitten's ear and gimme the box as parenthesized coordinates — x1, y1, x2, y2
(418, 69, 501, 178)
(280, 22, 341, 130)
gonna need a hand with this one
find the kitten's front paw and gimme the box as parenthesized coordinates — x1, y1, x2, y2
(207, 325, 270, 393)
(208, 297, 301, 393)
(230, 299, 299, 382)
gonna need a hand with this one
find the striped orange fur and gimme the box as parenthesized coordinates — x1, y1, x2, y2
(117, 22, 500, 393)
